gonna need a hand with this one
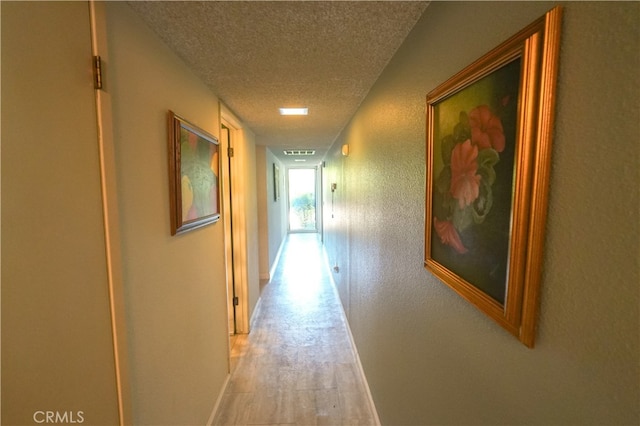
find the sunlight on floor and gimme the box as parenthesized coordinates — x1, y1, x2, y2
(214, 233, 376, 425)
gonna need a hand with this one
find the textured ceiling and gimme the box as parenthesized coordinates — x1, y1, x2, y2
(128, 1, 429, 166)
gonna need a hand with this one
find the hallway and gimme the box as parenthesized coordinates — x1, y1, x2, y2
(214, 233, 377, 425)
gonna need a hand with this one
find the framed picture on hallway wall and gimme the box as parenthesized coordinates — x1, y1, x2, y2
(168, 111, 221, 235)
(273, 163, 280, 201)
(424, 7, 562, 348)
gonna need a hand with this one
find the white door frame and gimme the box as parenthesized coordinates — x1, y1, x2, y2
(220, 106, 249, 334)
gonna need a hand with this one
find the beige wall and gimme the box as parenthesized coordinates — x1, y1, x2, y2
(257, 147, 287, 281)
(324, 1, 639, 424)
(3, 2, 261, 423)
(103, 3, 229, 424)
(1, 2, 120, 424)
(256, 146, 270, 279)
(244, 135, 261, 326)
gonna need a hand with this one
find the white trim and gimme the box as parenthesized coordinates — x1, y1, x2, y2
(206, 373, 231, 426)
(89, 3, 131, 424)
(269, 235, 286, 282)
(257, 234, 286, 283)
(249, 294, 264, 331)
(220, 104, 250, 334)
(322, 247, 381, 426)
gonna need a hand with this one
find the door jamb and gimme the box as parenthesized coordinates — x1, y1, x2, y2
(220, 107, 249, 334)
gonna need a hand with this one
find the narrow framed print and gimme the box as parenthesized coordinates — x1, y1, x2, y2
(168, 111, 221, 235)
(273, 163, 280, 201)
(424, 7, 562, 347)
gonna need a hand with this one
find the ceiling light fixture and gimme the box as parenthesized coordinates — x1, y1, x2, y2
(284, 150, 315, 156)
(279, 107, 308, 116)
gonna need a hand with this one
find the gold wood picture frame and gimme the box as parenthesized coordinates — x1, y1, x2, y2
(424, 7, 562, 347)
(168, 111, 221, 235)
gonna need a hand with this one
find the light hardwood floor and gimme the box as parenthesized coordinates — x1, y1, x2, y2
(214, 233, 377, 425)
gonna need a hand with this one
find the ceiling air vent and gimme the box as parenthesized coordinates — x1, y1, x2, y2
(283, 150, 315, 156)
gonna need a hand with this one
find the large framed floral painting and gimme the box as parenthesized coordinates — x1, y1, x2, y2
(424, 7, 562, 347)
(168, 111, 221, 235)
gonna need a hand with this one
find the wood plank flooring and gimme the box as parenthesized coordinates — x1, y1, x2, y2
(214, 233, 377, 425)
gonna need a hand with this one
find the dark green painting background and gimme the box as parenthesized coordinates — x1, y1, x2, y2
(430, 58, 521, 304)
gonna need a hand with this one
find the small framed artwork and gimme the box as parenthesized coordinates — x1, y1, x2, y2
(273, 163, 280, 201)
(168, 111, 221, 235)
(424, 7, 562, 347)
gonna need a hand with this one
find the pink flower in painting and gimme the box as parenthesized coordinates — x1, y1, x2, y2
(469, 105, 505, 152)
(434, 218, 468, 254)
(450, 139, 481, 209)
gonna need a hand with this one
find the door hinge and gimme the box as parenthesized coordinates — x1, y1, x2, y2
(93, 55, 103, 90)
(233, 296, 239, 306)
(228, 147, 234, 157)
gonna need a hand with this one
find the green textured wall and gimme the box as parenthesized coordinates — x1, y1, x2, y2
(324, 2, 639, 424)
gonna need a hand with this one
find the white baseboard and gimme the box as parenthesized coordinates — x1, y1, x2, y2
(258, 234, 287, 283)
(322, 247, 381, 426)
(268, 235, 286, 281)
(249, 294, 263, 331)
(206, 373, 231, 426)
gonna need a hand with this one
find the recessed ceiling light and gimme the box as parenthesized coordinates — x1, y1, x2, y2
(279, 107, 308, 116)
(294, 159, 307, 162)
(284, 150, 315, 156)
